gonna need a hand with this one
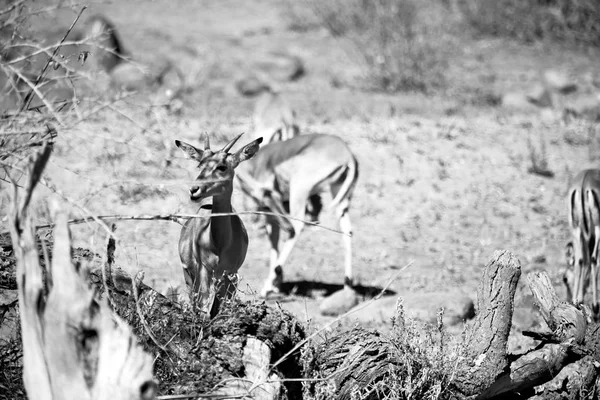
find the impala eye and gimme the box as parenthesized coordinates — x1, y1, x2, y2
(216, 165, 227, 172)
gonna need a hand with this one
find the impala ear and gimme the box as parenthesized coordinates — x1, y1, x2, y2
(232, 137, 262, 166)
(175, 140, 203, 161)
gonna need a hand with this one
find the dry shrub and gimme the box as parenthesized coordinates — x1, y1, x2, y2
(302, 300, 460, 400)
(296, 0, 452, 92)
(459, 0, 600, 46)
(280, 0, 322, 32)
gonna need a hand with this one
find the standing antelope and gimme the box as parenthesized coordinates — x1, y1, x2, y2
(566, 169, 600, 319)
(253, 88, 299, 145)
(235, 134, 359, 297)
(176, 133, 262, 317)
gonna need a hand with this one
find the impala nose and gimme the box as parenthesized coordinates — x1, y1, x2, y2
(189, 186, 200, 199)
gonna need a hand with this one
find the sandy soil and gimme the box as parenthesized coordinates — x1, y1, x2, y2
(18, 0, 600, 353)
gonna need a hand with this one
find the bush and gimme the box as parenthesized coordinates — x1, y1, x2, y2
(459, 0, 600, 46)
(302, 300, 459, 400)
(297, 0, 452, 93)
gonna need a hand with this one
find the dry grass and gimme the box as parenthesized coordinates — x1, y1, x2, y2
(285, 0, 453, 93)
(459, 0, 600, 46)
(302, 299, 461, 400)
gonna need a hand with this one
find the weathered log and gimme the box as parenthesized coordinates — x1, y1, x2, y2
(476, 272, 591, 399)
(526, 272, 586, 345)
(478, 343, 571, 398)
(8, 145, 157, 400)
(211, 337, 281, 400)
(452, 250, 521, 396)
(530, 356, 597, 400)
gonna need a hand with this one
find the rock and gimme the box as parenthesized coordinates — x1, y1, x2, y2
(109, 62, 150, 91)
(543, 69, 577, 94)
(527, 84, 553, 108)
(348, 292, 475, 326)
(319, 287, 360, 316)
(501, 92, 538, 110)
(254, 51, 305, 83)
(563, 93, 600, 121)
(235, 74, 271, 97)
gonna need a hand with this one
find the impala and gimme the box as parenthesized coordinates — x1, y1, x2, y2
(566, 169, 600, 319)
(81, 14, 128, 73)
(235, 134, 359, 297)
(176, 133, 262, 317)
(253, 88, 299, 145)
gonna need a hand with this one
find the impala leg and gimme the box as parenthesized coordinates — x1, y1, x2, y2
(591, 227, 600, 318)
(589, 189, 600, 318)
(263, 215, 282, 295)
(184, 264, 214, 317)
(211, 273, 238, 318)
(338, 208, 353, 288)
(572, 226, 588, 306)
(261, 187, 308, 297)
(564, 241, 575, 302)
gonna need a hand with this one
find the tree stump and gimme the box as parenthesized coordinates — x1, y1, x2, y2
(7, 144, 156, 400)
(452, 250, 522, 396)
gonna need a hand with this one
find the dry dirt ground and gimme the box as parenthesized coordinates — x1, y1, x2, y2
(20, 0, 600, 353)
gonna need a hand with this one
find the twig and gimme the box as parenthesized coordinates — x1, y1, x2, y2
(131, 271, 170, 354)
(32, 211, 350, 236)
(4, 161, 117, 240)
(5, 63, 61, 121)
(0, 0, 25, 17)
(20, 6, 87, 113)
(101, 223, 117, 310)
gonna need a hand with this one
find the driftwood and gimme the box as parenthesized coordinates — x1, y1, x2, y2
(7, 144, 157, 400)
(451, 250, 598, 399)
(475, 272, 591, 399)
(452, 250, 522, 396)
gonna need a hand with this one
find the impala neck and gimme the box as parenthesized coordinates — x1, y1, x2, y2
(209, 182, 234, 247)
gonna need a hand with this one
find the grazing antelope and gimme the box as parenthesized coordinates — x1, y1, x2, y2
(253, 88, 299, 145)
(81, 14, 128, 73)
(566, 169, 600, 319)
(81, 14, 184, 95)
(176, 133, 262, 317)
(235, 134, 359, 297)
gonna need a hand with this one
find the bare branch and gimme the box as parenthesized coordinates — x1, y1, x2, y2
(20, 6, 87, 112)
(31, 211, 351, 236)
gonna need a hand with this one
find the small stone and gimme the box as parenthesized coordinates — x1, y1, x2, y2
(527, 84, 553, 108)
(501, 92, 537, 110)
(235, 75, 270, 97)
(543, 69, 577, 94)
(319, 287, 360, 316)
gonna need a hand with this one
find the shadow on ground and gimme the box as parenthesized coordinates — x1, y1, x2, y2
(278, 280, 397, 299)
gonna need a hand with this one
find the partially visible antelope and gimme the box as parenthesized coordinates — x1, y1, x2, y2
(81, 14, 128, 73)
(566, 169, 600, 320)
(81, 14, 184, 96)
(235, 134, 359, 297)
(253, 87, 299, 145)
(176, 133, 262, 317)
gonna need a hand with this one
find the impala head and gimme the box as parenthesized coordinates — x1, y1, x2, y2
(176, 133, 262, 201)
